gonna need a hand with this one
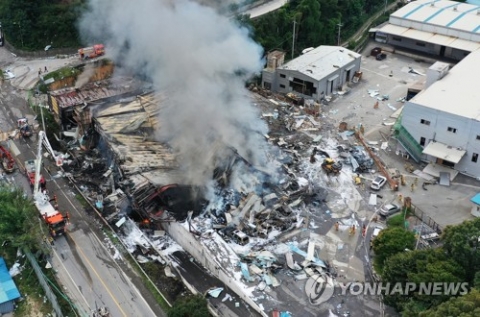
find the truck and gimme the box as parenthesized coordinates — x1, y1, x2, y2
(0, 145, 15, 173)
(78, 44, 105, 60)
(32, 131, 67, 238)
(25, 160, 46, 190)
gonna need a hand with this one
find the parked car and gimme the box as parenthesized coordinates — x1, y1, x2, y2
(372, 226, 383, 238)
(379, 203, 401, 217)
(370, 176, 387, 191)
(376, 53, 387, 61)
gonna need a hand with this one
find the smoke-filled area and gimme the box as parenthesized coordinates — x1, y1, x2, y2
(75, 64, 95, 89)
(79, 0, 272, 191)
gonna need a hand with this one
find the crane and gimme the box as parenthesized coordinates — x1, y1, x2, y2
(33, 131, 67, 238)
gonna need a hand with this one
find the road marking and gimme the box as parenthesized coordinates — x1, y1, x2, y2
(67, 232, 128, 317)
(51, 245, 91, 313)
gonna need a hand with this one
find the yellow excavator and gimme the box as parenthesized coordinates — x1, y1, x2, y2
(321, 158, 342, 175)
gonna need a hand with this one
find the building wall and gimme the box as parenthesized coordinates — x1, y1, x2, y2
(385, 35, 469, 61)
(163, 221, 268, 317)
(402, 102, 480, 177)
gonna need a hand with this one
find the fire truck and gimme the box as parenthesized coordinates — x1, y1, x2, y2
(78, 44, 105, 60)
(0, 144, 15, 173)
(32, 131, 67, 238)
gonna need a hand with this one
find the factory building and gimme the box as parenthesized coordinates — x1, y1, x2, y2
(261, 46, 361, 101)
(370, 0, 480, 61)
(395, 49, 480, 180)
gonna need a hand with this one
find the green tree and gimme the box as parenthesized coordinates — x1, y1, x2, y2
(442, 217, 480, 283)
(0, 186, 44, 250)
(418, 288, 480, 317)
(168, 295, 210, 317)
(381, 249, 465, 312)
(372, 227, 415, 272)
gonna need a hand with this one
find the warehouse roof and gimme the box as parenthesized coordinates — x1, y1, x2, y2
(278, 46, 360, 81)
(391, 0, 480, 34)
(409, 48, 480, 120)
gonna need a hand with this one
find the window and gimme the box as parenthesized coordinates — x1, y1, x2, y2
(476, 135, 480, 140)
(280, 74, 286, 78)
(392, 36, 402, 41)
(416, 42, 426, 47)
(280, 84, 286, 88)
(420, 119, 430, 126)
(472, 153, 478, 163)
(420, 137, 426, 146)
(447, 127, 457, 133)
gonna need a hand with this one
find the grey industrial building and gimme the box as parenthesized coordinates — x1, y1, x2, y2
(370, 0, 480, 60)
(395, 49, 480, 180)
(261, 46, 361, 101)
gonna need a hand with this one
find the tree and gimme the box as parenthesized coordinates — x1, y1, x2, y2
(0, 186, 44, 250)
(168, 295, 210, 317)
(381, 248, 465, 313)
(372, 227, 415, 272)
(418, 288, 480, 317)
(442, 217, 480, 283)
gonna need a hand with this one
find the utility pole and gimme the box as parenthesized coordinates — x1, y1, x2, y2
(384, 0, 387, 15)
(292, 20, 296, 59)
(337, 21, 343, 46)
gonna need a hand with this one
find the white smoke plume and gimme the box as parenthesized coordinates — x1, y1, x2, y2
(79, 0, 270, 188)
(75, 63, 95, 89)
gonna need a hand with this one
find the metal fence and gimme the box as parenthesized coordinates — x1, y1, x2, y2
(410, 204, 443, 234)
(24, 249, 64, 317)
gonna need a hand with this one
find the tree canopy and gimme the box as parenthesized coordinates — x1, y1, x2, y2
(372, 226, 416, 272)
(0, 0, 84, 50)
(418, 288, 480, 317)
(247, 0, 390, 58)
(0, 186, 44, 250)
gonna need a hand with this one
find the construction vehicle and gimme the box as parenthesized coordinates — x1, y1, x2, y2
(78, 44, 105, 60)
(321, 158, 343, 175)
(0, 145, 15, 173)
(32, 131, 67, 238)
(17, 117, 33, 138)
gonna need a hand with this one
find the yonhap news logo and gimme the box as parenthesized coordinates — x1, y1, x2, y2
(305, 279, 469, 305)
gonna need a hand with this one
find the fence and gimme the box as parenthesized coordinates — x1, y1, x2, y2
(3, 39, 76, 59)
(409, 204, 443, 234)
(24, 248, 64, 317)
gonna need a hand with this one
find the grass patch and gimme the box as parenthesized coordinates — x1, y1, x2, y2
(75, 194, 89, 208)
(387, 208, 411, 228)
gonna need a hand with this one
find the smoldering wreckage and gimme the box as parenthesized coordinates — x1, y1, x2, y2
(50, 88, 379, 315)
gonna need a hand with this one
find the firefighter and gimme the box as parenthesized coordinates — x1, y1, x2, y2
(334, 221, 339, 232)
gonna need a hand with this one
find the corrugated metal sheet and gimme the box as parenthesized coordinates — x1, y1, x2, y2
(94, 93, 179, 185)
(0, 300, 15, 314)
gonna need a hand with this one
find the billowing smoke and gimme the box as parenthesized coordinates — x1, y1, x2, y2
(79, 0, 270, 189)
(75, 64, 95, 89)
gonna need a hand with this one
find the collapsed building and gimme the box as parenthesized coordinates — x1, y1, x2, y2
(56, 82, 378, 316)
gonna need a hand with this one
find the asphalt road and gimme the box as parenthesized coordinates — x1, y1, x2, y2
(0, 55, 164, 317)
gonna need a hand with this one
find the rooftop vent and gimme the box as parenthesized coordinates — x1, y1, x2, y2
(477, 9, 480, 15)
(430, 1, 435, 7)
(453, 5, 458, 11)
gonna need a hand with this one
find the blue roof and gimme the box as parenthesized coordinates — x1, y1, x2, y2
(471, 193, 480, 205)
(0, 258, 21, 304)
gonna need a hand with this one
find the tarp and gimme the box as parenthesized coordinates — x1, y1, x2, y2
(422, 141, 466, 164)
(0, 257, 21, 305)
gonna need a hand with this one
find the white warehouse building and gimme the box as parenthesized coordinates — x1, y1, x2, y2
(395, 49, 480, 179)
(371, 0, 480, 60)
(261, 46, 361, 101)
